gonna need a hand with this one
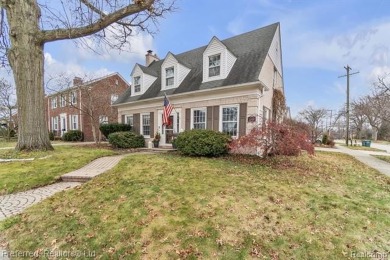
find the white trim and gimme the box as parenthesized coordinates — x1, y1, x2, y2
(219, 104, 239, 138)
(113, 81, 262, 107)
(190, 107, 207, 130)
(141, 113, 151, 138)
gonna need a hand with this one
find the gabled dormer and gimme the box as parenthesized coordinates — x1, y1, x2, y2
(161, 52, 191, 90)
(130, 64, 157, 96)
(202, 36, 237, 83)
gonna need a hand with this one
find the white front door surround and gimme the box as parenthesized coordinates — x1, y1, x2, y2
(59, 113, 67, 136)
(158, 109, 181, 145)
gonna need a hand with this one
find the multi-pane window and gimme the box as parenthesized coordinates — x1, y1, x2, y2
(126, 115, 133, 128)
(111, 94, 118, 104)
(134, 76, 141, 93)
(52, 117, 58, 130)
(51, 97, 57, 109)
(209, 54, 221, 77)
(70, 115, 78, 130)
(99, 115, 108, 125)
(193, 109, 206, 129)
(165, 67, 174, 87)
(60, 95, 66, 107)
(221, 106, 238, 138)
(142, 114, 150, 136)
(70, 92, 77, 105)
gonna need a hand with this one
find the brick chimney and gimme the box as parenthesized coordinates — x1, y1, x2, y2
(145, 50, 159, 66)
(73, 77, 83, 86)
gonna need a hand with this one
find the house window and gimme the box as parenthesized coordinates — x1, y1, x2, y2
(60, 95, 66, 107)
(141, 114, 150, 136)
(126, 115, 133, 128)
(192, 109, 206, 129)
(134, 76, 141, 93)
(263, 106, 271, 125)
(51, 97, 57, 109)
(111, 94, 118, 104)
(70, 115, 78, 130)
(209, 54, 221, 77)
(99, 115, 108, 125)
(221, 105, 239, 138)
(52, 117, 58, 130)
(70, 92, 77, 105)
(165, 67, 174, 87)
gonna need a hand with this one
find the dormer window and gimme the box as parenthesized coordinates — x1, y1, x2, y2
(134, 76, 141, 93)
(166, 67, 174, 87)
(209, 54, 221, 77)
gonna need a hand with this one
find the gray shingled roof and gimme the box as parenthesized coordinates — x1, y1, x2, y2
(115, 23, 279, 105)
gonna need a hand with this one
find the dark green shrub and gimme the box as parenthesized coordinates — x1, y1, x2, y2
(322, 134, 328, 145)
(99, 123, 131, 139)
(175, 129, 231, 157)
(108, 131, 145, 148)
(62, 130, 84, 142)
(48, 131, 55, 141)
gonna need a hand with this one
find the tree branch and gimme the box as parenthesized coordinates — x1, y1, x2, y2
(41, 0, 155, 43)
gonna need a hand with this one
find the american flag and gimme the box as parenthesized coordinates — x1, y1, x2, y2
(163, 95, 174, 126)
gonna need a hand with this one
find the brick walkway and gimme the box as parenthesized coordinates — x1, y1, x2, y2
(0, 182, 81, 221)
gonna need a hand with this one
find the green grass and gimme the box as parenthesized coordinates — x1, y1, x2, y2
(340, 144, 386, 152)
(0, 146, 116, 195)
(0, 139, 16, 149)
(373, 155, 390, 163)
(1, 152, 389, 259)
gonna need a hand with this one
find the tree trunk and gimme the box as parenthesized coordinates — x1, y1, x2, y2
(6, 1, 53, 151)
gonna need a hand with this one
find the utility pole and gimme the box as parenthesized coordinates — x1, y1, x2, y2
(338, 65, 359, 146)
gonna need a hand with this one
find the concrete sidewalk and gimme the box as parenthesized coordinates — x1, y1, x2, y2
(316, 145, 390, 177)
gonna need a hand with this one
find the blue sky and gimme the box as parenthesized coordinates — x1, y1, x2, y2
(42, 0, 390, 117)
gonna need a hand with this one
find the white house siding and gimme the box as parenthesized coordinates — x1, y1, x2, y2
(117, 84, 263, 143)
(143, 74, 157, 93)
(268, 25, 283, 77)
(178, 63, 191, 84)
(161, 54, 177, 89)
(202, 37, 236, 82)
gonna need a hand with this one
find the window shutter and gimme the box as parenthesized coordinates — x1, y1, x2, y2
(207, 106, 213, 130)
(185, 108, 191, 130)
(133, 113, 140, 135)
(150, 112, 154, 137)
(121, 115, 125, 124)
(213, 106, 219, 131)
(239, 103, 247, 137)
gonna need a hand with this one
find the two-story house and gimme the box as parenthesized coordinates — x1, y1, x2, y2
(113, 22, 284, 146)
(46, 73, 130, 141)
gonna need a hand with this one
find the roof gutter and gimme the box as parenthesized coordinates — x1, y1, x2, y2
(112, 81, 263, 107)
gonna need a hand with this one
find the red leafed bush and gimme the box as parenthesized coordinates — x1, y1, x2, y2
(229, 121, 314, 157)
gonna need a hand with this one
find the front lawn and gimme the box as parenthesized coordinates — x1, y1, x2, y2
(374, 155, 390, 163)
(0, 146, 116, 195)
(1, 152, 389, 259)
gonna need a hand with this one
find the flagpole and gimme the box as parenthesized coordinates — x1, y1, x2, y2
(164, 92, 179, 134)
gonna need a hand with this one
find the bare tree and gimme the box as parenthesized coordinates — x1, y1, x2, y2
(0, 78, 16, 140)
(0, 0, 174, 151)
(298, 106, 327, 143)
(358, 95, 389, 141)
(350, 99, 367, 139)
(374, 73, 390, 97)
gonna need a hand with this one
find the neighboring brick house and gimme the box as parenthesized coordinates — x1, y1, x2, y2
(46, 73, 130, 141)
(113, 23, 284, 147)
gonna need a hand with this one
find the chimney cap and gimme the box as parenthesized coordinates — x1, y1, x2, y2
(147, 50, 153, 54)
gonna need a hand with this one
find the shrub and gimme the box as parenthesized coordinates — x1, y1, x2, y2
(229, 122, 314, 157)
(99, 123, 132, 139)
(48, 131, 55, 141)
(175, 129, 231, 157)
(322, 134, 328, 145)
(62, 130, 84, 142)
(108, 131, 145, 149)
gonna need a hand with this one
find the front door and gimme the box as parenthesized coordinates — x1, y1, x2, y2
(158, 110, 180, 145)
(60, 114, 67, 136)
